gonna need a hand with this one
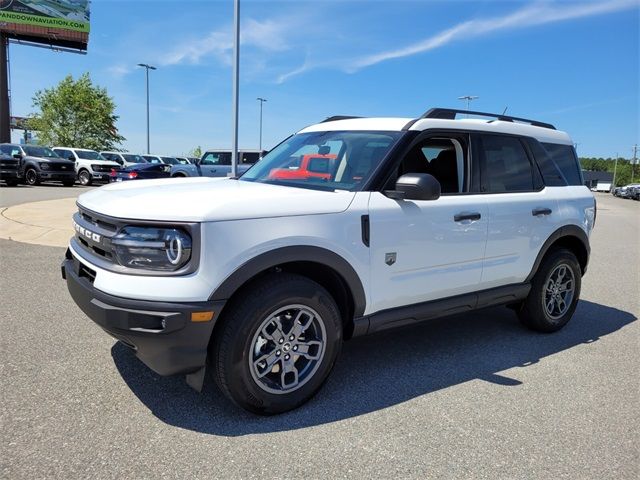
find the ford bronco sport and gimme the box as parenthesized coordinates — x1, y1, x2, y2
(62, 108, 595, 414)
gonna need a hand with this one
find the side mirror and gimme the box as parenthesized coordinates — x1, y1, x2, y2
(385, 173, 441, 201)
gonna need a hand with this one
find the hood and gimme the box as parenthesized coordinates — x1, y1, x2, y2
(25, 155, 74, 163)
(77, 177, 356, 222)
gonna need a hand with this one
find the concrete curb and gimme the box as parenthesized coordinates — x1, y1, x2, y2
(0, 198, 76, 248)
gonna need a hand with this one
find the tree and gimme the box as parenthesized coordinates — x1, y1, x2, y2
(28, 73, 125, 150)
(188, 146, 203, 158)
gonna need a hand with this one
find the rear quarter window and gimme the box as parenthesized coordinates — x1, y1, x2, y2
(542, 143, 583, 186)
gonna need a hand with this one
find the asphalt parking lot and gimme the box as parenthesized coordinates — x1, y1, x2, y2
(1, 189, 638, 479)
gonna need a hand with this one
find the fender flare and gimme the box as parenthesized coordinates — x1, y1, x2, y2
(525, 225, 590, 282)
(209, 246, 367, 317)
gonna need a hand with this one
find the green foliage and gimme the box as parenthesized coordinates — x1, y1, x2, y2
(188, 146, 203, 159)
(28, 73, 125, 151)
(580, 157, 639, 187)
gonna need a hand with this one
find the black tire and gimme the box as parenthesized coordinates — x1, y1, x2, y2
(518, 248, 581, 333)
(62, 180, 75, 187)
(210, 273, 343, 415)
(78, 169, 92, 186)
(25, 168, 40, 186)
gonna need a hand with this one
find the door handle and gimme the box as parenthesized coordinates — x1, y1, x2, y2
(532, 207, 552, 216)
(454, 212, 481, 222)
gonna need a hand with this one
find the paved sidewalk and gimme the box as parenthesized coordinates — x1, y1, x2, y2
(0, 197, 76, 247)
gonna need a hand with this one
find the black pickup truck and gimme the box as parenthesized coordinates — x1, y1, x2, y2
(0, 152, 21, 186)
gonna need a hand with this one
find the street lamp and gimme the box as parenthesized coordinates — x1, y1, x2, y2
(230, 0, 240, 178)
(137, 63, 157, 154)
(458, 95, 479, 114)
(256, 97, 267, 152)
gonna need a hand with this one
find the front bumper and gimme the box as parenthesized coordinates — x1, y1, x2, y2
(0, 169, 20, 180)
(39, 172, 76, 181)
(61, 250, 225, 376)
(91, 172, 113, 182)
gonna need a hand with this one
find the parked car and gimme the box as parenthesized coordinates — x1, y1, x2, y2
(53, 147, 121, 186)
(1, 143, 75, 186)
(0, 151, 21, 186)
(268, 153, 337, 181)
(170, 149, 261, 178)
(100, 151, 148, 168)
(62, 107, 595, 414)
(141, 155, 181, 165)
(109, 162, 172, 182)
(626, 184, 640, 200)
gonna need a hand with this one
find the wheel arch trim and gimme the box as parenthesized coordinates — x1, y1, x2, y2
(208, 246, 367, 317)
(525, 225, 590, 282)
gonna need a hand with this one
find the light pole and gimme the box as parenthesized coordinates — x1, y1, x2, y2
(612, 152, 618, 190)
(230, 0, 240, 178)
(632, 144, 638, 184)
(256, 97, 267, 152)
(137, 63, 156, 154)
(458, 95, 479, 114)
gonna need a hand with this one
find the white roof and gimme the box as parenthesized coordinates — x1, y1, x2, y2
(299, 116, 572, 145)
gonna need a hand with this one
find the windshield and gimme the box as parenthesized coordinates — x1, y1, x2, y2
(123, 154, 147, 163)
(76, 150, 105, 160)
(161, 157, 179, 165)
(240, 131, 402, 191)
(24, 146, 60, 158)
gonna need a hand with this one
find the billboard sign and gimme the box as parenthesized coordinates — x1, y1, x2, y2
(0, 0, 90, 51)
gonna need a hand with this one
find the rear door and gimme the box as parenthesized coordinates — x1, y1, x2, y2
(473, 133, 561, 288)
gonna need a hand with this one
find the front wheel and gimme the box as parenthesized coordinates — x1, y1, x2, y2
(25, 168, 40, 186)
(78, 169, 92, 186)
(518, 248, 581, 332)
(210, 273, 343, 415)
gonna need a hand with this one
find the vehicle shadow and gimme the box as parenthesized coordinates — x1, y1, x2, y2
(111, 300, 635, 436)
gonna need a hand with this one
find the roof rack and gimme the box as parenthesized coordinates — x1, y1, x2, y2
(321, 115, 362, 123)
(419, 108, 556, 130)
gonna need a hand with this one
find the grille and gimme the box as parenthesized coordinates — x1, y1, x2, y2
(48, 162, 74, 172)
(91, 164, 120, 173)
(0, 160, 19, 169)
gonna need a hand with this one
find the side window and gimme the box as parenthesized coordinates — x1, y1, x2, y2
(201, 152, 231, 166)
(479, 135, 534, 193)
(241, 152, 260, 164)
(393, 137, 467, 194)
(55, 149, 73, 160)
(542, 143, 582, 186)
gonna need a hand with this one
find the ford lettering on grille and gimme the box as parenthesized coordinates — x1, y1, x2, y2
(73, 219, 101, 243)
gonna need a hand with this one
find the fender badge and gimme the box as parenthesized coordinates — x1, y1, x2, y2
(385, 252, 397, 266)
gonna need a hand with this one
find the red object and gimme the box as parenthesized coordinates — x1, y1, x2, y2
(110, 168, 118, 177)
(268, 154, 336, 181)
(128, 171, 138, 179)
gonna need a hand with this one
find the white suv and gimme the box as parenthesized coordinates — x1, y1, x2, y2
(62, 108, 595, 414)
(52, 147, 121, 186)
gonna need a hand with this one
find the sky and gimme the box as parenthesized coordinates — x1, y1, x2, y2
(8, 0, 640, 158)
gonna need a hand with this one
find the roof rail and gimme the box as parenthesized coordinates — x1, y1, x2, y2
(321, 115, 362, 123)
(419, 108, 556, 130)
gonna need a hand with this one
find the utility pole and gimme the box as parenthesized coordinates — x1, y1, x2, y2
(612, 152, 619, 189)
(458, 95, 479, 115)
(256, 97, 267, 152)
(137, 63, 156, 154)
(632, 144, 638, 184)
(230, 0, 240, 178)
(0, 33, 10, 143)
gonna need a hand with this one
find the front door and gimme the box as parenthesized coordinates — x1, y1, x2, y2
(368, 134, 488, 314)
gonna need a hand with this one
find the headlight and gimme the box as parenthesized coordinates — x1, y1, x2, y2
(112, 227, 192, 271)
(39, 162, 50, 170)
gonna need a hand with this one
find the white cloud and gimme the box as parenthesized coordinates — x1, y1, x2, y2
(350, 0, 640, 71)
(106, 64, 133, 79)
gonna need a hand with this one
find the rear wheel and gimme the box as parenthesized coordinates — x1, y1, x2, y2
(210, 273, 342, 415)
(78, 169, 92, 186)
(25, 168, 40, 186)
(518, 248, 581, 332)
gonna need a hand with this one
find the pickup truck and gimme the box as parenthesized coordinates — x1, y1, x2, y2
(171, 150, 262, 178)
(268, 153, 337, 181)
